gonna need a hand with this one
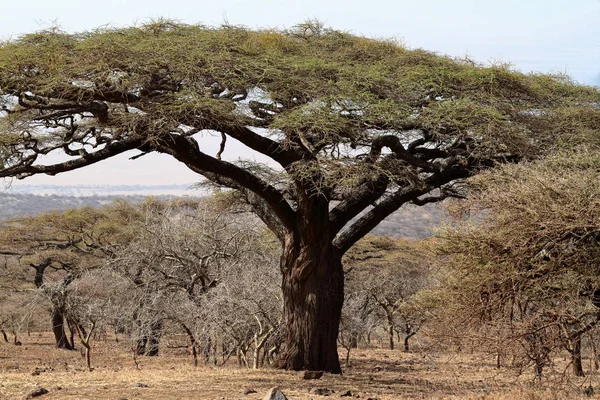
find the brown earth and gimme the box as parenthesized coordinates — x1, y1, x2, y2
(0, 332, 596, 399)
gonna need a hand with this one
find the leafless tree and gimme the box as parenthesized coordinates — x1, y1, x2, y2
(344, 236, 433, 351)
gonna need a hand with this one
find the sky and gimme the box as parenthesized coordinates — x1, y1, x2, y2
(1, 0, 599, 187)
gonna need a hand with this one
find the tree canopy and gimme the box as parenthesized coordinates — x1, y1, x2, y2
(1, 21, 598, 248)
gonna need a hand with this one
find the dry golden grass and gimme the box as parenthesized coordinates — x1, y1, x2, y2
(0, 333, 598, 399)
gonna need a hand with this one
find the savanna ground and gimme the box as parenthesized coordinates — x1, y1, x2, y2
(0, 332, 598, 400)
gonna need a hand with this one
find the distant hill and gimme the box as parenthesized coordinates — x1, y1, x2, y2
(0, 192, 153, 220)
(370, 203, 445, 239)
(3, 184, 199, 197)
(0, 190, 445, 239)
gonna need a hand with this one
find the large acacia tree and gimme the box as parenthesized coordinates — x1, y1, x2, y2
(1, 21, 599, 372)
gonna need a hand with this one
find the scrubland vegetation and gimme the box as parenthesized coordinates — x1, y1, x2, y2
(1, 155, 600, 399)
(0, 20, 600, 399)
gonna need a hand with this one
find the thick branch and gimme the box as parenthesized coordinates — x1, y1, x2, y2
(333, 186, 430, 253)
(238, 189, 288, 243)
(329, 173, 389, 234)
(202, 176, 288, 242)
(207, 124, 302, 169)
(334, 166, 472, 253)
(0, 138, 144, 179)
(369, 135, 439, 172)
(156, 134, 295, 233)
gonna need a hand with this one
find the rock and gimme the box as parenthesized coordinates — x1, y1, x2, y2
(133, 383, 149, 388)
(340, 390, 356, 397)
(584, 386, 594, 397)
(300, 370, 324, 380)
(310, 387, 334, 396)
(372, 365, 383, 372)
(263, 387, 287, 400)
(243, 388, 257, 395)
(26, 387, 49, 398)
(366, 398, 381, 400)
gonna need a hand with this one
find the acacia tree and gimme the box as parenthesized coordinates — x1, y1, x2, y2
(0, 203, 139, 349)
(61, 268, 131, 371)
(435, 151, 600, 378)
(1, 21, 599, 372)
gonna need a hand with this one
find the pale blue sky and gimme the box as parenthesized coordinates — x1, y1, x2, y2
(1, 0, 599, 187)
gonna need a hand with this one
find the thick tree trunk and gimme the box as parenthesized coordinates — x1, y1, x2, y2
(51, 308, 73, 350)
(277, 240, 344, 373)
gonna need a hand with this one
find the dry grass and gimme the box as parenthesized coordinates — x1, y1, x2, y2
(0, 332, 597, 399)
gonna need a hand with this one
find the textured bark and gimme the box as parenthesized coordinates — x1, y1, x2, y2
(277, 234, 344, 373)
(51, 308, 73, 350)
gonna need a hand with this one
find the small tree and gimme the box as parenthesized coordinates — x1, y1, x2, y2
(345, 236, 433, 351)
(393, 290, 434, 352)
(60, 269, 130, 371)
(339, 289, 374, 367)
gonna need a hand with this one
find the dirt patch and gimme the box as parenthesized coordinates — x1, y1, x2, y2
(0, 332, 596, 399)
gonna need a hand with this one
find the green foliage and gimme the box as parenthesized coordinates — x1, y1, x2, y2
(1, 20, 598, 166)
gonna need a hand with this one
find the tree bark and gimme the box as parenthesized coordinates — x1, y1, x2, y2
(51, 307, 73, 350)
(404, 332, 416, 353)
(387, 316, 395, 351)
(277, 237, 344, 373)
(572, 336, 584, 377)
